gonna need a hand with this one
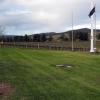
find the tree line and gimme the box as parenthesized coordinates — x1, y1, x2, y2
(0, 32, 100, 42)
(0, 34, 48, 42)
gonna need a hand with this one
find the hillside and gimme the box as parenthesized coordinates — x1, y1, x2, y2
(1, 28, 100, 42)
(45, 28, 100, 35)
(41, 28, 100, 42)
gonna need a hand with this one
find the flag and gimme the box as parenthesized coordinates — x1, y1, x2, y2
(89, 6, 95, 17)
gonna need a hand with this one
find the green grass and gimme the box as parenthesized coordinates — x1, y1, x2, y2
(0, 48, 100, 100)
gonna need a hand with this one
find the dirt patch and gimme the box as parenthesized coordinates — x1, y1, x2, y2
(0, 83, 14, 98)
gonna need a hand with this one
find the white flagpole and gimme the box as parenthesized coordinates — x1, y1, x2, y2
(94, 4, 97, 52)
(90, 1, 95, 53)
(72, 11, 74, 51)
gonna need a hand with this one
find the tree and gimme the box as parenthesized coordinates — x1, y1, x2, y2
(59, 33, 68, 41)
(24, 34, 28, 42)
(60, 33, 65, 41)
(33, 34, 41, 42)
(97, 33, 100, 40)
(79, 32, 89, 41)
(40, 33, 47, 42)
(48, 34, 53, 42)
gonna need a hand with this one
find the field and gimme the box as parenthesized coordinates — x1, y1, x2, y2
(0, 48, 100, 100)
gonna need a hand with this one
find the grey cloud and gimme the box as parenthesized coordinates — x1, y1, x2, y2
(0, 0, 100, 35)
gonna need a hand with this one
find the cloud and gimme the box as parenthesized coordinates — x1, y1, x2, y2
(0, 0, 100, 35)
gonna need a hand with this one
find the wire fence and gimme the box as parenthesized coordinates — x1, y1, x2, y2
(0, 42, 92, 52)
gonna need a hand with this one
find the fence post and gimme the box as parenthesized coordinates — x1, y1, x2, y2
(26, 43, 27, 48)
(38, 43, 40, 49)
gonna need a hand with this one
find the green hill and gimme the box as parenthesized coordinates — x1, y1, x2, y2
(0, 48, 100, 100)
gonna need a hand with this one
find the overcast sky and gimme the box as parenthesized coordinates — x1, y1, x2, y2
(0, 0, 100, 35)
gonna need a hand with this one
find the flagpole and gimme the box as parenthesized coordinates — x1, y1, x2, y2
(90, 1, 95, 53)
(72, 11, 74, 51)
(94, 3, 97, 51)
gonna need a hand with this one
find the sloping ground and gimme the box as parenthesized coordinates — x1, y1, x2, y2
(0, 48, 100, 100)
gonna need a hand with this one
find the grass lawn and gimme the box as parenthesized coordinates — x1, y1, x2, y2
(0, 48, 100, 100)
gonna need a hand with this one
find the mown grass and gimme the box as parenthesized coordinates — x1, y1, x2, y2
(0, 48, 100, 100)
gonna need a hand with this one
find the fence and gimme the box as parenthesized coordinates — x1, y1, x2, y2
(0, 42, 91, 52)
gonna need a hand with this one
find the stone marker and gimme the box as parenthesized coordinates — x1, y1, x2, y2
(56, 64, 72, 68)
